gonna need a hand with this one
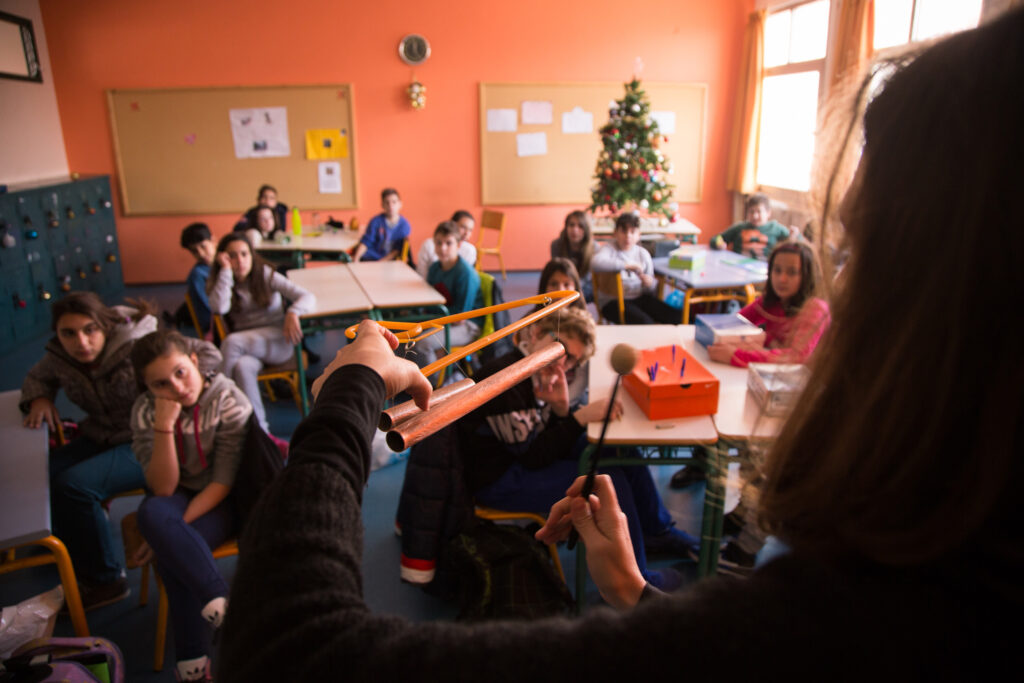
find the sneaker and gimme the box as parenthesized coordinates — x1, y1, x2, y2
(268, 433, 290, 459)
(717, 541, 756, 578)
(64, 577, 131, 612)
(644, 567, 684, 593)
(669, 465, 706, 489)
(644, 526, 700, 559)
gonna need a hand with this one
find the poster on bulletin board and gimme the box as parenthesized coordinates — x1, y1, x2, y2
(480, 82, 706, 206)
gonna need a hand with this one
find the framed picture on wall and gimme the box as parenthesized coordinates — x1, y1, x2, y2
(0, 11, 42, 83)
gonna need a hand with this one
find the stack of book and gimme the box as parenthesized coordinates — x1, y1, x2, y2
(695, 314, 766, 347)
(668, 245, 707, 271)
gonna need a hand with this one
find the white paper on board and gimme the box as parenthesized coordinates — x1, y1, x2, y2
(229, 107, 290, 159)
(318, 161, 342, 194)
(516, 132, 547, 157)
(521, 101, 553, 125)
(650, 111, 677, 134)
(487, 109, 518, 132)
(561, 107, 593, 134)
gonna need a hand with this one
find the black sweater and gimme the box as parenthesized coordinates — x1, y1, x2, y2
(218, 364, 1015, 682)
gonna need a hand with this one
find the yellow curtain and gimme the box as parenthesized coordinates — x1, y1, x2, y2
(829, 0, 875, 88)
(725, 10, 765, 194)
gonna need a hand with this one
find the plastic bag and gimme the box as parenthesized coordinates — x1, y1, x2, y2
(0, 585, 64, 658)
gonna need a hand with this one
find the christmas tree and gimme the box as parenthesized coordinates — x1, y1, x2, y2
(590, 79, 678, 224)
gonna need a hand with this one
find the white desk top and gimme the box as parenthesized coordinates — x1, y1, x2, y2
(591, 216, 701, 236)
(286, 265, 373, 318)
(653, 251, 768, 289)
(588, 325, 718, 445)
(0, 390, 52, 548)
(348, 261, 446, 309)
(588, 325, 784, 445)
(256, 230, 359, 253)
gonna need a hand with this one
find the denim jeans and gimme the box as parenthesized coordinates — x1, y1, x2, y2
(49, 439, 146, 584)
(474, 437, 673, 577)
(136, 490, 234, 661)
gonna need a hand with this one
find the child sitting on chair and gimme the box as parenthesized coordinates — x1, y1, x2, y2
(353, 188, 411, 262)
(416, 210, 477, 277)
(590, 212, 678, 324)
(710, 193, 790, 259)
(426, 221, 483, 346)
(171, 223, 215, 336)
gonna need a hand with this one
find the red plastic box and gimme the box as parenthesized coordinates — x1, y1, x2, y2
(622, 345, 720, 420)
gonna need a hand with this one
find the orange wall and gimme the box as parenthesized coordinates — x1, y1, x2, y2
(41, 0, 752, 284)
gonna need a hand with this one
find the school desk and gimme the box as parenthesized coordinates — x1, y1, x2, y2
(653, 252, 768, 324)
(347, 261, 446, 313)
(256, 230, 360, 269)
(286, 265, 374, 414)
(579, 325, 780, 599)
(591, 216, 701, 244)
(0, 390, 90, 636)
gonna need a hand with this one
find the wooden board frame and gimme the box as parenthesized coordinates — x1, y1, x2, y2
(107, 84, 358, 215)
(479, 82, 706, 206)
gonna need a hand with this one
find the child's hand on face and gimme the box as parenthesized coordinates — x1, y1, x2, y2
(153, 397, 182, 431)
(216, 252, 231, 269)
(533, 364, 570, 416)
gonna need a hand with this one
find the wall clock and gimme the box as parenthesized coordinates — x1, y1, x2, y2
(398, 34, 431, 65)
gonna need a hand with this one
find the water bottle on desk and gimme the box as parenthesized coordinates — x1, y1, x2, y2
(292, 207, 302, 237)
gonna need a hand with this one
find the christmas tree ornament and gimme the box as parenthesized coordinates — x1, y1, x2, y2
(631, 104, 640, 113)
(640, 199, 649, 209)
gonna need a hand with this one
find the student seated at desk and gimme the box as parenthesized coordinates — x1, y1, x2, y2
(416, 210, 477, 278)
(129, 330, 252, 683)
(459, 307, 697, 591)
(710, 192, 790, 259)
(207, 233, 315, 451)
(219, 12, 1024, 678)
(236, 205, 285, 246)
(234, 184, 288, 234)
(590, 212, 679, 324)
(550, 210, 595, 302)
(353, 187, 411, 262)
(20, 292, 221, 611)
(426, 220, 483, 346)
(169, 222, 215, 336)
(707, 241, 831, 368)
(530, 258, 589, 405)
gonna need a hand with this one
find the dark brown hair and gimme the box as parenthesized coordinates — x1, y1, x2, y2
(207, 233, 274, 309)
(553, 211, 594, 276)
(761, 241, 821, 314)
(613, 212, 640, 232)
(433, 220, 460, 241)
(759, 9, 1024, 566)
(536, 258, 586, 311)
(51, 292, 154, 335)
(743, 192, 771, 214)
(130, 329, 192, 392)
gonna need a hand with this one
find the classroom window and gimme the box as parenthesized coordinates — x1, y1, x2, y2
(874, 0, 983, 50)
(756, 0, 830, 192)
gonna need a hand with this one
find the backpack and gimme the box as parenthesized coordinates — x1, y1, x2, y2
(0, 637, 124, 682)
(443, 517, 574, 620)
(232, 414, 285, 532)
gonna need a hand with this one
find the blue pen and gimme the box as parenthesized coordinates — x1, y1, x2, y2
(672, 345, 676, 364)
(680, 358, 687, 378)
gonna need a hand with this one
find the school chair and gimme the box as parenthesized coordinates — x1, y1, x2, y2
(211, 314, 308, 411)
(676, 285, 757, 325)
(475, 210, 507, 281)
(474, 506, 565, 583)
(592, 271, 626, 324)
(183, 292, 212, 341)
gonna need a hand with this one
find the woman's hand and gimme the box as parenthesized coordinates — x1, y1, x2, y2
(707, 343, 738, 364)
(153, 397, 182, 432)
(536, 474, 645, 610)
(283, 312, 303, 345)
(573, 396, 624, 426)
(312, 320, 432, 411)
(24, 397, 60, 431)
(133, 540, 154, 566)
(533, 363, 570, 417)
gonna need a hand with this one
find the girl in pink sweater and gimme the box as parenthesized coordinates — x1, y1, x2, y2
(709, 241, 830, 368)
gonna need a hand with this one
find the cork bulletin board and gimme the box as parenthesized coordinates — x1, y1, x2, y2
(479, 82, 706, 206)
(107, 85, 358, 215)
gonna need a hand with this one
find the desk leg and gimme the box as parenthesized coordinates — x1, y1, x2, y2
(39, 535, 90, 637)
(696, 443, 726, 578)
(296, 343, 309, 417)
(682, 289, 693, 325)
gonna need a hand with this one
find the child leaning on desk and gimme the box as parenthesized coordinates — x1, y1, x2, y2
(707, 241, 831, 368)
(129, 330, 252, 683)
(353, 187, 411, 262)
(590, 212, 679, 324)
(710, 192, 790, 259)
